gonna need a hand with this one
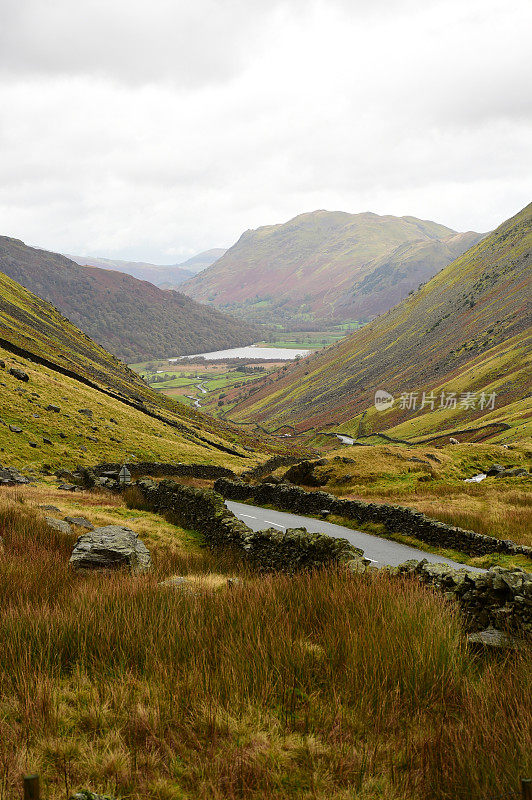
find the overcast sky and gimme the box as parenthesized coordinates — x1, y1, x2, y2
(0, 0, 530, 263)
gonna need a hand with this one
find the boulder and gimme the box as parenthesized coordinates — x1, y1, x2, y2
(486, 463, 505, 476)
(78, 408, 93, 417)
(45, 517, 72, 534)
(70, 792, 116, 800)
(467, 627, 524, 650)
(9, 368, 29, 382)
(9, 425, 22, 433)
(69, 526, 151, 573)
(159, 575, 189, 589)
(500, 467, 529, 477)
(46, 404, 61, 412)
(0, 464, 29, 485)
(65, 516, 94, 530)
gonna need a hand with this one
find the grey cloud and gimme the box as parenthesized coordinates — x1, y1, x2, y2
(0, 0, 309, 86)
(0, 0, 530, 261)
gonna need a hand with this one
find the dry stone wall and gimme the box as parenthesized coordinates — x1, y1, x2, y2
(214, 478, 532, 560)
(131, 478, 360, 573)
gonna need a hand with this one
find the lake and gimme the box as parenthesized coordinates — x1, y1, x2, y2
(170, 345, 311, 361)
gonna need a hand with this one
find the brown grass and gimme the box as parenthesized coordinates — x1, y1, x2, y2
(0, 492, 530, 799)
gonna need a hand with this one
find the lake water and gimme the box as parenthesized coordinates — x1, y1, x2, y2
(170, 345, 311, 361)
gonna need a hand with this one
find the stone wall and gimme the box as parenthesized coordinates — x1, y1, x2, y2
(95, 462, 237, 480)
(395, 559, 531, 638)
(240, 455, 303, 482)
(131, 479, 360, 572)
(214, 478, 532, 561)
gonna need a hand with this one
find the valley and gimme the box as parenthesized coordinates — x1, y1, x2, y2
(1, 3, 531, 797)
(0, 202, 530, 800)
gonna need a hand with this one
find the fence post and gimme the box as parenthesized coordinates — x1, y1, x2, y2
(522, 778, 532, 800)
(23, 775, 40, 800)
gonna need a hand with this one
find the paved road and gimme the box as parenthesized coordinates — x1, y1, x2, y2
(226, 500, 482, 571)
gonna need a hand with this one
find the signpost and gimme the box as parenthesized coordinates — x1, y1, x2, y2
(119, 465, 131, 486)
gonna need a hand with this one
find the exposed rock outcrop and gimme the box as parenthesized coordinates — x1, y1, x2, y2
(69, 526, 151, 573)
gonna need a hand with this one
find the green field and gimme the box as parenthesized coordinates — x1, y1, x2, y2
(130, 325, 362, 411)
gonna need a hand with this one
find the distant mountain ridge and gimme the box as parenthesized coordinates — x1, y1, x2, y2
(0, 238, 258, 362)
(68, 248, 226, 286)
(228, 203, 531, 442)
(181, 210, 485, 324)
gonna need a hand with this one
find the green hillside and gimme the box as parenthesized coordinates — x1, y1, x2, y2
(0, 270, 282, 470)
(181, 210, 484, 324)
(0, 237, 260, 362)
(228, 204, 532, 443)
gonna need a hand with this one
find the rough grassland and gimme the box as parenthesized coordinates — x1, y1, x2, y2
(0, 491, 530, 800)
(0, 270, 293, 469)
(0, 346, 269, 471)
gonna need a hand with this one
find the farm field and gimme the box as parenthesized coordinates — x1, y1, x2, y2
(130, 325, 360, 411)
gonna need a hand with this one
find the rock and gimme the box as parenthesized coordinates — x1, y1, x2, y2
(159, 575, 189, 588)
(39, 504, 60, 512)
(9, 425, 22, 433)
(86, 436, 98, 442)
(486, 463, 505, 476)
(58, 432, 67, 439)
(0, 465, 29, 485)
(78, 408, 93, 417)
(29, 442, 37, 448)
(43, 437, 52, 445)
(56, 469, 76, 481)
(347, 557, 371, 574)
(467, 627, 524, 650)
(58, 483, 77, 491)
(0, 360, 4, 369)
(45, 517, 72, 534)
(500, 467, 529, 477)
(69, 526, 151, 573)
(9, 368, 29, 382)
(46, 404, 61, 412)
(70, 792, 116, 800)
(449, 437, 459, 444)
(65, 516, 94, 530)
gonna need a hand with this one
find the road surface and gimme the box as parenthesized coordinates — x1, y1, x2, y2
(226, 500, 482, 571)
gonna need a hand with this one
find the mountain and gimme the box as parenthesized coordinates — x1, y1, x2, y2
(0, 238, 259, 362)
(227, 203, 532, 443)
(181, 211, 485, 325)
(177, 248, 227, 273)
(68, 248, 226, 285)
(68, 255, 195, 285)
(0, 268, 281, 470)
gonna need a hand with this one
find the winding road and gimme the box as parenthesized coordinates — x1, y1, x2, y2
(226, 500, 482, 571)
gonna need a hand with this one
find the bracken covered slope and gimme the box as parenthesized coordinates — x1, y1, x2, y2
(181, 210, 484, 324)
(0, 269, 283, 469)
(228, 203, 532, 442)
(0, 237, 259, 362)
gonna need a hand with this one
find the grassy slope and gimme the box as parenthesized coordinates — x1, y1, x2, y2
(229, 203, 532, 441)
(0, 236, 260, 362)
(0, 490, 530, 800)
(181, 210, 483, 323)
(0, 270, 288, 469)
